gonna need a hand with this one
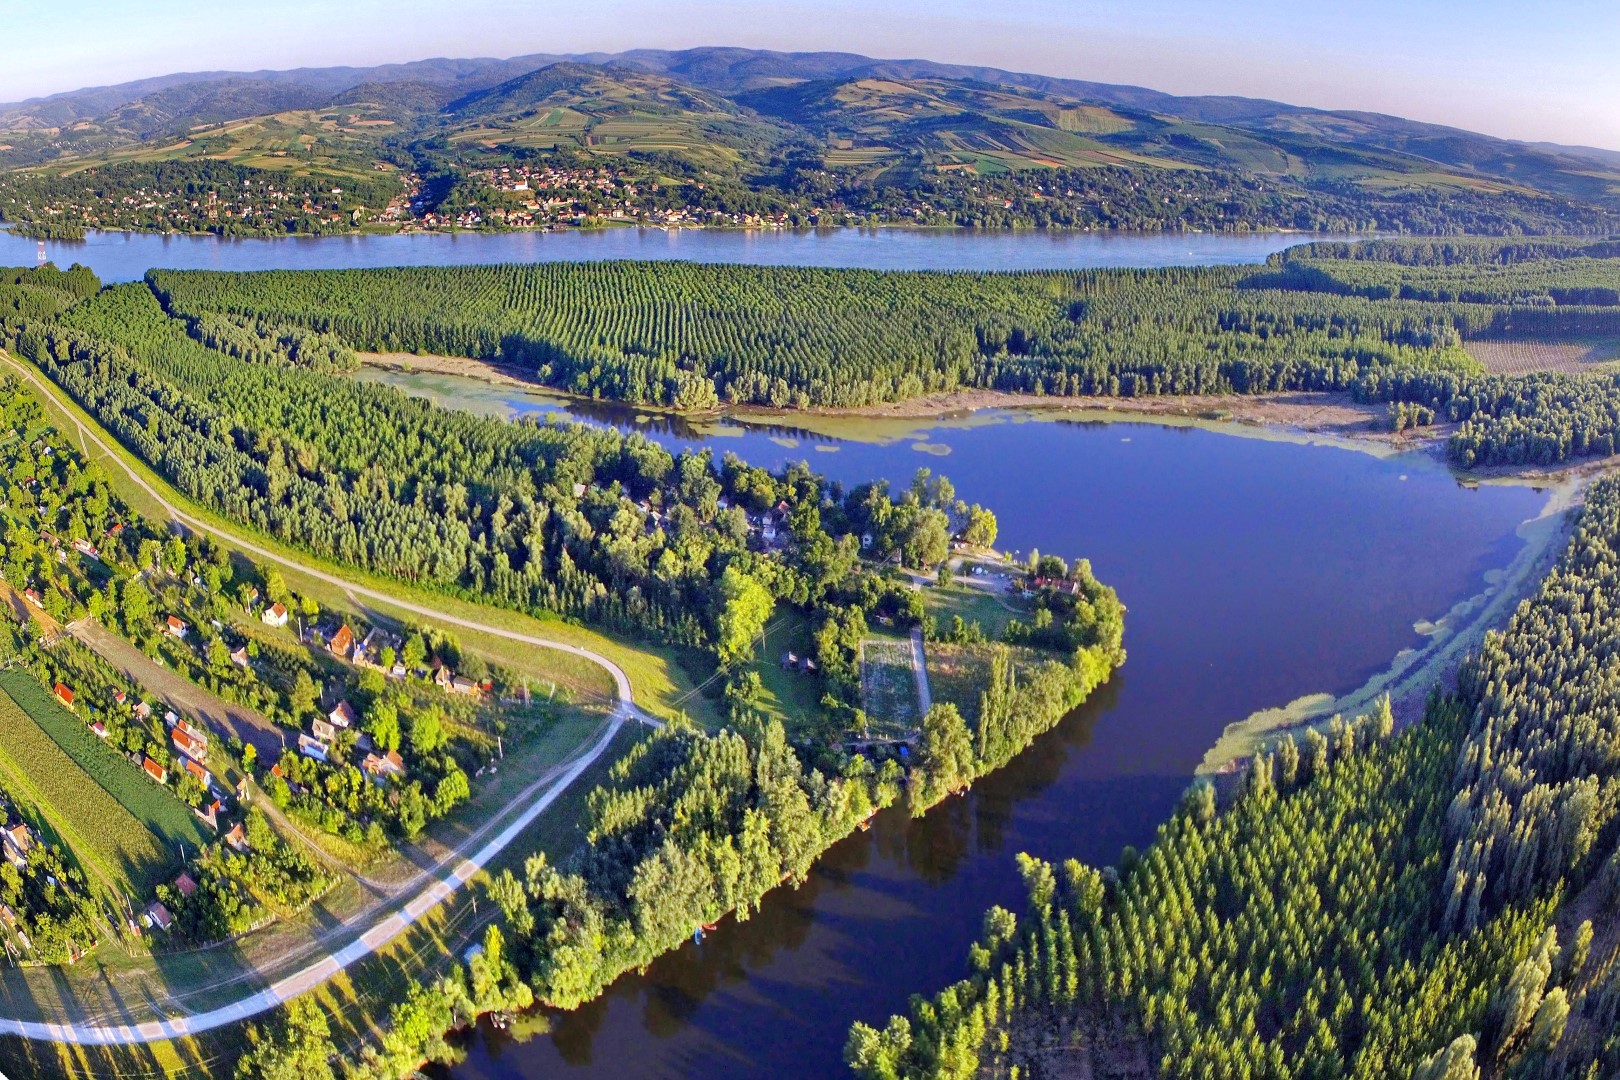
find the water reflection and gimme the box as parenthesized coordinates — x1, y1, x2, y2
(414, 384, 1543, 1079)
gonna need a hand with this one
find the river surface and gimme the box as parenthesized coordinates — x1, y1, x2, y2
(0, 225, 1363, 282)
(378, 371, 1548, 1079)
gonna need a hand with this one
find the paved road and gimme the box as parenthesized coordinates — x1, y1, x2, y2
(0, 711, 627, 1045)
(0, 349, 662, 1044)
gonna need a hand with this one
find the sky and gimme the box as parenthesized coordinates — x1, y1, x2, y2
(2, 0, 1617, 149)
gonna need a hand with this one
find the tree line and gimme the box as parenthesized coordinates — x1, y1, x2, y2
(137, 242, 1620, 469)
(848, 472, 1620, 1079)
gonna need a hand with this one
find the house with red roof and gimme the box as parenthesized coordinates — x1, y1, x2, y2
(362, 750, 406, 780)
(172, 727, 208, 763)
(327, 625, 354, 658)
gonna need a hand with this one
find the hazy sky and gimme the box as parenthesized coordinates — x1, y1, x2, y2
(3, 0, 1617, 148)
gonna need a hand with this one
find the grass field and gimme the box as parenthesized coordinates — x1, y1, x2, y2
(923, 581, 1028, 639)
(741, 604, 824, 732)
(860, 636, 921, 731)
(0, 671, 200, 897)
(1464, 336, 1620, 375)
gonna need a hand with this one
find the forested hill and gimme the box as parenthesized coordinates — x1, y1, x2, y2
(849, 473, 1620, 1079)
(1, 47, 1616, 237)
(143, 236, 1620, 469)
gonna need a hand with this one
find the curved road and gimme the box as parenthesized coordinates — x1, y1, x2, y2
(0, 350, 662, 1044)
(0, 350, 657, 725)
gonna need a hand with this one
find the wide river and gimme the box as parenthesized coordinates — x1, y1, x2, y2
(0, 225, 1363, 281)
(360, 372, 1548, 1079)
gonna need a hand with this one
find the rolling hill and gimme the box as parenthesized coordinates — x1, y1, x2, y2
(0, 46, 1614, 235)
(439, 62, 804, 170)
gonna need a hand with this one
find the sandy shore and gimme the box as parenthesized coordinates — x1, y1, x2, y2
(363, 351, 547, 389)
(361, 351, 1434, 447)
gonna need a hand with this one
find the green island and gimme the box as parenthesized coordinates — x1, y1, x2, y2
(1, 228, 1620, 1079)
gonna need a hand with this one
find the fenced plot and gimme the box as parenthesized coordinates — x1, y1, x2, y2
(860, 637, 922, 732)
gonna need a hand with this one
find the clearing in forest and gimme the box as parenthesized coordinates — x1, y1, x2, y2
(1464, 336, 1620, 375)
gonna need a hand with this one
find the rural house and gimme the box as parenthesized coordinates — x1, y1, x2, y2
(327, 625, 354, 657)
(2, 823, 35, 869)
(327, 700, 357, 729)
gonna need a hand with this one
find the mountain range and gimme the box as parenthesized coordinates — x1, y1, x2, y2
(2, 46, 1616, 224)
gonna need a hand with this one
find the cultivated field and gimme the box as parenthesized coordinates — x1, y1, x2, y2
(860, 637, 921, 730)
(0, 671, 202, 895)
(924, 642, 994, 726)
(1464, 336, 1620, 375)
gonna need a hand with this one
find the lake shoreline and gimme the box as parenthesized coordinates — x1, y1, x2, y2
(1197, 472, 1583, 779)
(361, 351, 1620, 487)
(361, 350, 1430, 452)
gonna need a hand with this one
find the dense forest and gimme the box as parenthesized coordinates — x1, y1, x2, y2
(12, 281, 1026, 678)
(148, 260, 1481, 410)
(848, 474, 1620, 1079)
(0, 263, 99, 332)
(145, 238, 1620, 468)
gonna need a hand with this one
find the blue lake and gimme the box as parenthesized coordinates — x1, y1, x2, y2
(374, 372, 1548, 1080)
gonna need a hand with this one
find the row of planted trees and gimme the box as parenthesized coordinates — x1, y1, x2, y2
(849, 471, 1620, 1080)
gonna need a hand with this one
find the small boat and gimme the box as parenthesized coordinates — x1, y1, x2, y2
(490, 1012, 511, 1031)
(700, 922, 718, 932)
